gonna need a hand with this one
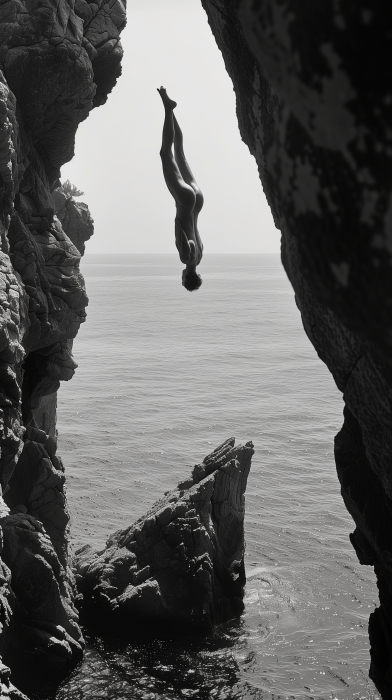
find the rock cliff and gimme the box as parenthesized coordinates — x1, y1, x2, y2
(74, 439, 254, 633)
(0, 0, 126, 692)
(200, 1, 392, 695)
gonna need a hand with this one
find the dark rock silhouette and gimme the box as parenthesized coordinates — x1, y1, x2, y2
(74, 439, 253, 632)
(0, 0, 126, 689)
(200, 1, 392, 695)
(0, 510, 84, 672)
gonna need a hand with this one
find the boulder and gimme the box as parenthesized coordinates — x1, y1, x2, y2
(74, 439, 254, 633)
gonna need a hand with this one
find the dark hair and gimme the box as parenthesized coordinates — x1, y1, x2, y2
(182, 270, 203, 292)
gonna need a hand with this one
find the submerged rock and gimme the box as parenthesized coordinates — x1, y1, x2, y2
(74, 439, 254, 633)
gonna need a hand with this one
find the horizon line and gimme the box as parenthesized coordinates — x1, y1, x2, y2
(82, 252, 281, 256)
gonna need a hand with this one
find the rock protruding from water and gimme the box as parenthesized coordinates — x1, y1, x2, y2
(74, 439, 253, 633)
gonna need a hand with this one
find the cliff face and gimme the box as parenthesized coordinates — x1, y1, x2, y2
(0, 0, 125, 691)
(200, 1, 392, 695)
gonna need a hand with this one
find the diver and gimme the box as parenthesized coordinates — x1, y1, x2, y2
(158, 87, 204, 291)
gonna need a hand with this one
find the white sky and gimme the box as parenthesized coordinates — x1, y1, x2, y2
(61, 0, 280, 254)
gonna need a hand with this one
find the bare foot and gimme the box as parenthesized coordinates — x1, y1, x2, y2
(157, 86, 177, 110)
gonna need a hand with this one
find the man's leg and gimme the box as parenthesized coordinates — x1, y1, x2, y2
(158, 88, 195, 208)
(173, 114, 204, 210)
(158, 87, 176, 155)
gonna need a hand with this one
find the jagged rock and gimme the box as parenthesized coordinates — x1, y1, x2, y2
(1, 0, 126, 182)
(52, 190, 94, 256)
(0, 508, 84, 674)
(74, 439, 253, 633)
(0, 497, 28, 699)
(0, 0, 126, 688)
(0, 663, 29, 700)
(200, 1, 392, 695)
(5, 427, 70, 567)
(0, 253, 26, 492)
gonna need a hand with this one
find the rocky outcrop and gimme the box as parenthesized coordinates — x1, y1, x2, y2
(52, 190, 94, 256)
(0, 0, 126, 689)
(74, 439, 253, 633)
(0, 509, 84, 673)
(200, 1, 392, 695)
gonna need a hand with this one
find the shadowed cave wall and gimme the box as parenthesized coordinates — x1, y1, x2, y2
(199, 0, 392, 695)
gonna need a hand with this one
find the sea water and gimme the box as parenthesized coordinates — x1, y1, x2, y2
(44, 254, 379, 699)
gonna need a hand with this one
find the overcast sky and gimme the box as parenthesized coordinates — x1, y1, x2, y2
(61, 0, 280, 255)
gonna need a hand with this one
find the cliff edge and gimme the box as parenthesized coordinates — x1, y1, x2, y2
(200, 1, 392, 695)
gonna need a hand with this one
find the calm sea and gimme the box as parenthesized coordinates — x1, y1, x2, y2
(49, 254, 379, 699)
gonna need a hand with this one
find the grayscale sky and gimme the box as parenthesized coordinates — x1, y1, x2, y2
(61, 0, 280, 254)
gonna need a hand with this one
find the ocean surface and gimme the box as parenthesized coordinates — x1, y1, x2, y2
(45, 254, 379, 699)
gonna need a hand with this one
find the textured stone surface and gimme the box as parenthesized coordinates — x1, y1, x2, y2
(74, 439, 253, 633)
(0, 662, 28, 700)
(0, 0, 126, 183)
(0, 0, 126, 689)
(0, 509, 84, 673)
(52, 190, 94, 256)
(0, 498, 28, 699)
(200, 1, 392, 695)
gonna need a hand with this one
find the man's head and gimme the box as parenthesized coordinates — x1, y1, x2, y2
(182, 269, 203, 292)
